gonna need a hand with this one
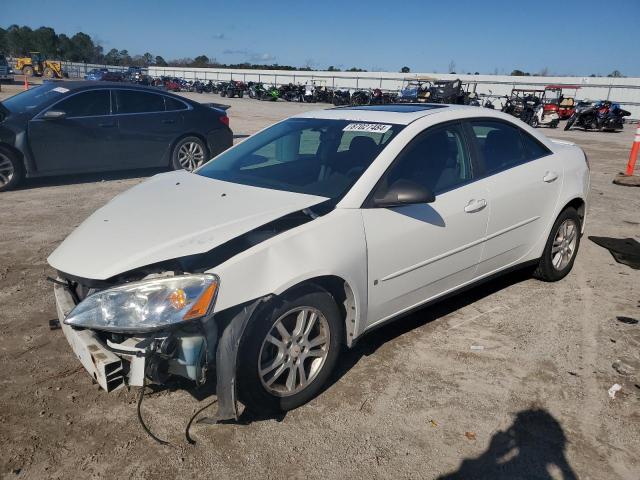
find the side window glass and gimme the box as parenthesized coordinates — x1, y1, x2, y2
(54, 90, 110, 117)
(469, 120, 526, 174)
(164, 96, 187, 111)
(115, 90, 165, 114)
(383, 123, 472, 195)
(520, 131, 551, 160)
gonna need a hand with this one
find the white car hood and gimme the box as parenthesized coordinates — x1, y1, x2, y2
(48, 171, 327, 280)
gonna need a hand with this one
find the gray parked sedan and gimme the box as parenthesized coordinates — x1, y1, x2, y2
(0, 81, 233, 191)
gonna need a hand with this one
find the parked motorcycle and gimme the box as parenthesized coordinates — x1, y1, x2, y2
(220, 80, 244, 98)
(351, 89, 371, 106)
(332, 89, 351, 106)
(280, 83, 303, 102)
(564, 100, 630, 131)
(302, 83, 316, 103)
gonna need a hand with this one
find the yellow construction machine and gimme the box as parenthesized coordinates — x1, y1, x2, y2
(15, 52, 65, 78)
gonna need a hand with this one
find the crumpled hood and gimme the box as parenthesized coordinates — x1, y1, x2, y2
(48, 171, 327, 280)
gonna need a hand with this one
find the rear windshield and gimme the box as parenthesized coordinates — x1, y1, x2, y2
(197, 118, 404, 199)
(1, 84, 67, 114)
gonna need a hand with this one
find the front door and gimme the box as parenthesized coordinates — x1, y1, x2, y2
(361, 121, 489, 328)
(28, 89, 118, 173)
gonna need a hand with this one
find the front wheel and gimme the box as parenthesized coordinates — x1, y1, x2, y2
(533, 208, 581, 282)
(171, 136, 208, 171)
(0, 148, 24, 192)
(237, 286, 344, 415)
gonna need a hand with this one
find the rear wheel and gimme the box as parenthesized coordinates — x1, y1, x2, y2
(564, 116, 575, 131)
(238, 90, 244, 98)
(534, 208, 581, 282)
(237, 286, 344, 415)
(22, 66, 34, 77)
(43, 67, 55, 79)
(171, 136, 208, 171)
(0, 148, 24, 192)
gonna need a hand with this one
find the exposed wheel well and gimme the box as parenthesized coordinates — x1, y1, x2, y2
(0, 143, 25, 169)
(562, 198, 586, 227)
(282, 276, 357, 346)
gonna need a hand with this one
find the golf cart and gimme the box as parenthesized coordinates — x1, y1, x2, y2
(397, 76, 436, 103)
(546, 85, 581, 119)
(502, 88, 558, 127)
(429, 78, 465, 104)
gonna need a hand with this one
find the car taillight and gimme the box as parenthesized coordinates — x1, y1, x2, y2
(219, 115, 229, 127)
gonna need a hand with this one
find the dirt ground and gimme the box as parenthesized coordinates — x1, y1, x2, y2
(0, 81, 639, 480)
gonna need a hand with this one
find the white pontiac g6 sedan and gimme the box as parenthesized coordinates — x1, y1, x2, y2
(48, 104, 589, 419)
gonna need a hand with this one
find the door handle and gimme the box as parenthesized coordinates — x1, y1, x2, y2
(162, 119, 176, 124)
(543, 171, 559, 183)
(464, 199, 487, 213)
(98, 122, 116, 128)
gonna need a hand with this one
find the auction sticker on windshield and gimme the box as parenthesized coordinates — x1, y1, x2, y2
(343, 123, 392, 133)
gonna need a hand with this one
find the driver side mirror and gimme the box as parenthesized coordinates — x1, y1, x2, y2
(43, 110, 67, 120)
(372, 179, 435, 208)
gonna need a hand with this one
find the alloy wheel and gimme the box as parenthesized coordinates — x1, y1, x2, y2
(551, 219, 578, 271)
(0, 153, 15, 187)
(258, 307, 330, 397)
(177, 141, 205, 171)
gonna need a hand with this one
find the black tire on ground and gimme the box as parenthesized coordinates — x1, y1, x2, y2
(238, 91, 244, 98)
(43, 68, 55, 79)
(237, 285, 344, 415)
(170, 136, 208, 171)
(533, 207, 582, 282)
(0, 147, 25, 192)
(564, 117, 575, 131)
(220, 90, 227, 97)
(22, 66, 34, 77)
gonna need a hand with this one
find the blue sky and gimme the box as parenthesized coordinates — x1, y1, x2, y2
(3, 0, 639, 76)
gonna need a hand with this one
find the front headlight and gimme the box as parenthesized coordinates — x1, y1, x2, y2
(64, 274, 219, 333)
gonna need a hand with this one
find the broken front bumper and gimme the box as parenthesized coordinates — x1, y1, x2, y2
(54, 283, 135, 391)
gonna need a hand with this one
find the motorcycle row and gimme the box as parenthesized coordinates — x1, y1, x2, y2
(138, 76, 631, 132)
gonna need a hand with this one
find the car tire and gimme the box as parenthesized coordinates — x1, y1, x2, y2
(22, 66, 34, 77)
(171, 136, 208, 171)
(533, 207, 582, 282)
(238, 91, 244, 98)
(0, 147, 24, 192)
(237, 285, 344, 415)
(220, 90, 227, 97)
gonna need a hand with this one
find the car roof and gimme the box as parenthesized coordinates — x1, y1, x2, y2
(292, 103, 478, 125)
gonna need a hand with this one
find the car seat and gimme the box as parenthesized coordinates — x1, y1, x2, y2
(483, 129, 522, 173)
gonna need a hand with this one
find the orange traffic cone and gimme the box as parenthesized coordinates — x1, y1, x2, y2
(23, 74, 28, 91)
(625, 124, 639, 176)
(613, 124, 640, 186)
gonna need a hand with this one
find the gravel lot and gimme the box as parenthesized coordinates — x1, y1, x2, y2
(1, 81, 639, 479)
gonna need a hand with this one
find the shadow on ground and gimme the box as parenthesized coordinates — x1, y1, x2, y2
(438, 408, 577, 480)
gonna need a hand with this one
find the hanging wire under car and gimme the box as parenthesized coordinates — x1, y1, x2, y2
(137, 377, 171, 446)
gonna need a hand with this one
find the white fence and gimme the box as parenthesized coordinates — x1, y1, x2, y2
(15, 60, 640, 119)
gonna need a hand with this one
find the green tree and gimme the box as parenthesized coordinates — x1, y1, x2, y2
(32, 26, 58, 58)
(400, 66, 410, 73)
(155, 55, 167, 66)
(118, 49, 132, 66)
(104, 48, 120, 65)
(327, 65, 340, 72)
(193, 55, 209, 67)
(510, 69, 530, 76)
(608, 70, 623, 78)
(57, 33, 73, 60)
(142, 52, 153, 65)
(69, 32, 95, 62)
(6, 25, 34, 56)
(0, 27, 7, 54)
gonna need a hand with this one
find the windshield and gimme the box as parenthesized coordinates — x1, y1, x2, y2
(197, 118, 404, 199)
(1, 84, 67, 114)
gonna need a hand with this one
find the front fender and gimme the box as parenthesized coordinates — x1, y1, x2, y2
(211, 208, 368, 343)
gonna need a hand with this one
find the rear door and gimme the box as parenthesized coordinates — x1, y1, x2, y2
(113, 89, 186, 168)
(28, 89, 117, 172)
(464, 119, 563, 276)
